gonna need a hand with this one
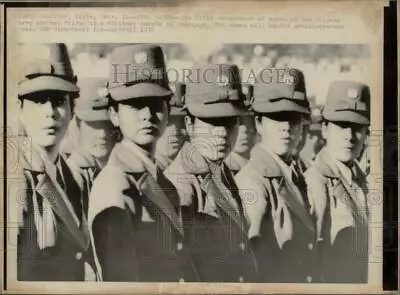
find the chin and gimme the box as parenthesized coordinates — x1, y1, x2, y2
(167, 148, 180, 158)
(136, 135, 157, 146)
(92, 149, 109, 159)
(35, 136, 59, 149)
(274, 145, 291, 156)
(234, 145, 249, 154)
(336, 153, 354, 163)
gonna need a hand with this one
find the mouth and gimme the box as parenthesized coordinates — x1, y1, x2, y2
(279, 137, 291, 143)
(343, 145, 354, 151)
(237, 139, 249, 145)
(96, 140, 107, 146)
(140, 126, 158, 135)
(43, 126, 59, 135)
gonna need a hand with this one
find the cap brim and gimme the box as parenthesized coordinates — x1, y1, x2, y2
(75, 110, 110, 122)
(322, 110, 370, 125)
(252, 100, 310, 114)
(109, 83, 172, 101)
(186, 102, 242, 118)
(170, 106, 186, 116)
(19, 76, 79, 96)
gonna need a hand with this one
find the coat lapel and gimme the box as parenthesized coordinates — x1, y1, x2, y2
(114, 143, 184, 236)
(316, 149, 369, 226)
(250, 145, 315, 233)
(35, 157, 90, 250)
(200, 161, 247, 234)
(277, 179, 314, 232)
(134, 173, 184, 236)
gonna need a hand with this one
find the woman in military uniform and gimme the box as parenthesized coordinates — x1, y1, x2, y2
(88, 45, 199, 282)
(165, 64, 260, 282)
(304, 81, 371, 283)
(235, 69, 318, 283)
(67, 77, 115, 215)
(154, 82, 187, 171)
(16, 43, 96, 281)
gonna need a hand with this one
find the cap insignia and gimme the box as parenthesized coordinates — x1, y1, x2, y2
(97, 87, 109, 97)
(347, 88, 359, 99)
(134, 51, 148, 64)
(216, 75, 229, 87)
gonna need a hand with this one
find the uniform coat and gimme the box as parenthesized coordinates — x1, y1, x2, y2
(67, 148, 103, 215)
(165, 143, 260, 282)
(235, 145, 318, 283)
(16, 143, 96, 281)
(304, 148, 370, 283)
(88, 141, 199, 282)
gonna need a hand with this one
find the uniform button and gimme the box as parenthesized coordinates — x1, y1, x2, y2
(308, 243, 314, 250)
(306, 276, 312, 283)
(238, 276, 244, 282)
(176, 242, 183, 251)
(75, 252, 82, 260)
(179, 278, 185, 283)
(239, 242, 245, 251)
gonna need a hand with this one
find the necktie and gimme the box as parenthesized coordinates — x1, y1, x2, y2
(290, 162, 311, 213)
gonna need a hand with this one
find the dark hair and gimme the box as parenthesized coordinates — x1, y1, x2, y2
(254, 112, 264, 123)
(108, 96, 119, 112)
(185, 110, 195, 123)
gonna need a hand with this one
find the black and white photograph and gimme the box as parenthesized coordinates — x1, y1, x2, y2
(13, 41, 373, 282)
(2, 2, 389, 294)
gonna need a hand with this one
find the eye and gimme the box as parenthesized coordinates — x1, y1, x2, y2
(54, 94, 68, 107)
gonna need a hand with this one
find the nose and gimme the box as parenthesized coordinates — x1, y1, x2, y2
(140, 106, 152, 121)
(42, 100, 55, 117)
(96, 127, 107, 138)
(343, 127, 353, 140)
(279, 121, 290, 132)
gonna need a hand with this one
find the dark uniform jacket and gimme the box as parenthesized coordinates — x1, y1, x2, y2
(88, 141, 200, 282)
(67, 148, 103, 215)
(304, 148, 370, 283)
(165, 142, 260, 282)
(235, 145, 318, 283)
(16, 143, 96, 281)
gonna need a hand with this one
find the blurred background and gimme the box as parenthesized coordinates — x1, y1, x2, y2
(67, 42, 371, 108)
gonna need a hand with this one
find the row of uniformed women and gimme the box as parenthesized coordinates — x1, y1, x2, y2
(15, 43, 370, 283)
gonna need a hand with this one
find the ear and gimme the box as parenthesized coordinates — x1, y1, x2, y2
(321, 121, 329, 140)
(109, 106, 119, 127)
(184, 115, 194, 138)
(255, 115, 263, 135)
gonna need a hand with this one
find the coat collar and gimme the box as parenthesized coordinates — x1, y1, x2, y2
(19, 139, 45, 172)
(177, 141, 217, 175)
(109, 141, 158, 179)
(68, 148, 97, 169)
(224, 151, 248, 173)
(19, 138, 66, 174)
(249, 144, 285, 178)
(155, 151, 172, 171)
(314, 148, 367, 185)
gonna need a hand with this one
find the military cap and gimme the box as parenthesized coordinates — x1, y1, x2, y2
(169, 82, 186, 116)
(252, 68, 310, 114)
(184, 64, 245, 118)
(241, 83, 254, 115)
(74, 78, 109, 121)
(309, 106, 322, 132)
(322, 81, 370, 125)
(107, 44, 172, 101)
(18, 43, 79, 97)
